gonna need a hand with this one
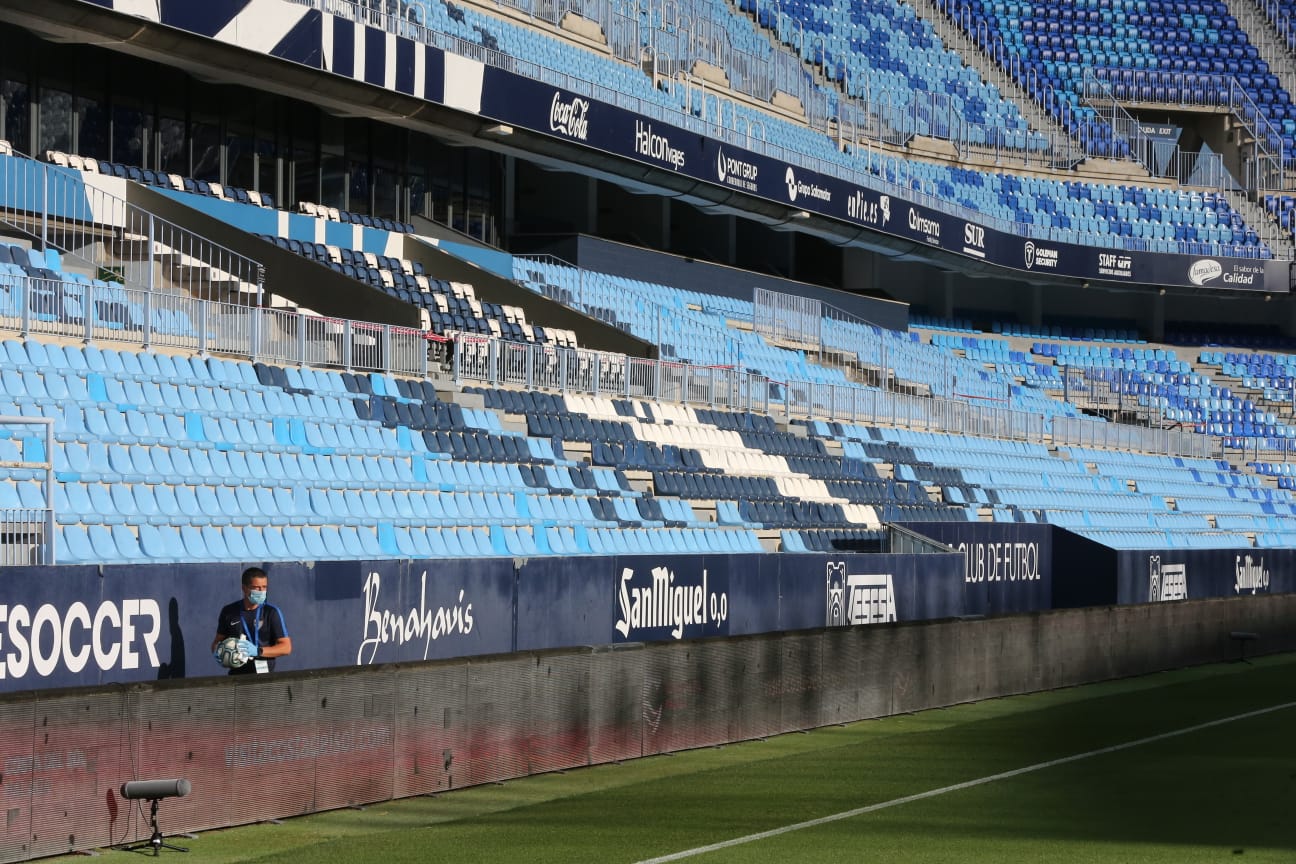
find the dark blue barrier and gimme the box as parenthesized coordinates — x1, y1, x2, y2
(729, 554, 785, 636)
(0, 558, 517, 693)
(1116, 548, 1295, 604)
(515, 555, 613, 650)
(2, 552, 968, 693)
(9, 543, 1285, 693)
(906, 523, 1053, 615)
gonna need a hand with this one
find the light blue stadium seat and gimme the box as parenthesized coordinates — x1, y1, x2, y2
(282, 526, 310, 559)
(425, 526, 451, 557)
(463, 527, 492, 557)
(322, 524, 350, 558)
(299, 525, 327, 558)
(59, 524, 95, 563)
(139, 524, 185, 560)
(395, 526, 425, 558)
(218, 524, 248, 559)
(376, 523, 400, 556)
(259, 526, 287, 560)
(88, 524, 120, 561)
(227, 524, 259, 558)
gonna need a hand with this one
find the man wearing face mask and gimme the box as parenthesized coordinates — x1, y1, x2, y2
(211, 567, 292, 675)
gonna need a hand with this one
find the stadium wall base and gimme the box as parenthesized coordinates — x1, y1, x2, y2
(2, 594, 1293, 861)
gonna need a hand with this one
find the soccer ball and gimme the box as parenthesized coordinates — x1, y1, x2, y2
(216, 637, 249, 669)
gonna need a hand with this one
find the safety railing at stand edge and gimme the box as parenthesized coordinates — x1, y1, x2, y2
(0, 147, 265, 307)
(283, 0, 1291, 262)
(451, 331, 1223, 460)
(887, 522, 955, 555)
(0, 266, 1227, 475)
(0, 272, 435, 378)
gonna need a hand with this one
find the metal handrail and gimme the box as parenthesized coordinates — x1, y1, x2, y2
(0, 253, 1231, 472)
(0, 148, 264, 306)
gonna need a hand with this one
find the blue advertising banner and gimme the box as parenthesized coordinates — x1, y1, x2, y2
(608, 555, 733, 643)
(904, 523, 1054, 616)
(339, 558, 517, 665)
(473, 70, 1290, 294)
(779, 552, 965, 631)
(0, 558, 517, 693)
(1116, 547, 1296, 605)
(2, 543, 1283, 693)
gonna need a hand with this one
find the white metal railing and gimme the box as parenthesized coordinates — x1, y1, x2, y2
(0, 255, 1232, 488)
(753, 286, 821, 350)
(0, 149, 264, 306)
(0, 270, 431, 378)
(452, 326, 1223, 459)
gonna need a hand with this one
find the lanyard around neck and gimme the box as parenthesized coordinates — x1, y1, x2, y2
(240, 606, 263, 649)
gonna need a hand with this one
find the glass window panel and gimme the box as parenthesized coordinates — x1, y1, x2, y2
(191, 120, 220, 181)
(112, 104, 147, 167)
(407, 171, 427, 221)
(256, 137, 277, 199)
(292, 144, 318, 207)
(38, 87, 72, 155)
(226, 131, 254, 189)
(373, 164, 398, 219)
(76, 95, 107, 161)
(320, 152, 345, 208)
(1, 80, 30, 154)
(157, 115, 186, 175)
(348, 159, 370, 214)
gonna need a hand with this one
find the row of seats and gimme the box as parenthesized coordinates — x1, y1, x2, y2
(59, 520, 764, 563)
(45, 150, 275, 209)
(297, 200, 415, 233)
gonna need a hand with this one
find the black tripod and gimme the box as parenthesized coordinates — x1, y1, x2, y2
(124, 797, 188, 856)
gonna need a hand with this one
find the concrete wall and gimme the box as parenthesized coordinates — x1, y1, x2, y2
(5, 593, 1292, 861)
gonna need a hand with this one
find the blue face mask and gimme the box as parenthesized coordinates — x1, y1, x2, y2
(248, 589, 267, 606)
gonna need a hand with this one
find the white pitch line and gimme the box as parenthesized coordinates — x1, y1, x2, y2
(634, 699, 1296, 864)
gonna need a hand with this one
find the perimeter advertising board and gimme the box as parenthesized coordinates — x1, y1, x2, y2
(0, 552, 964, 693)
(475, 73, 1289, 293)
(515, 550, 963, 648)
(904, 522, 1054, 615)
(0, 559, 517, 693)
(1116, 548, 1296, 604)
(4, 543, 1285, 692)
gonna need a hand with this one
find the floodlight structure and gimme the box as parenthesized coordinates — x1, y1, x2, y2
(119, 779, 192, 856)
